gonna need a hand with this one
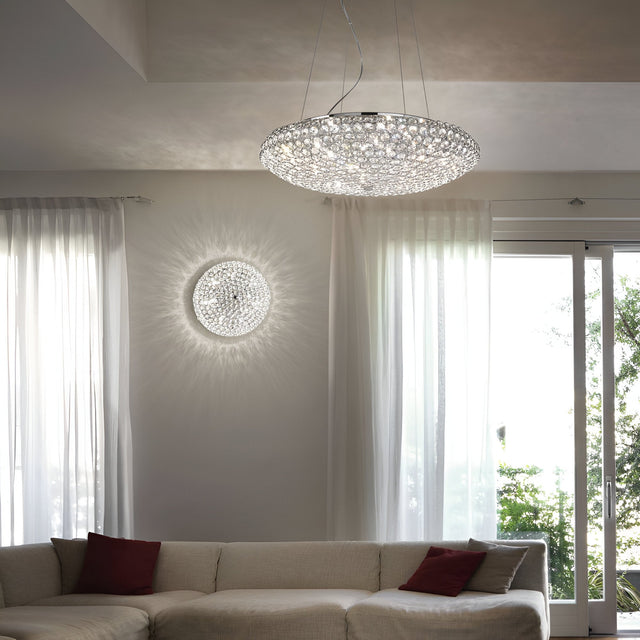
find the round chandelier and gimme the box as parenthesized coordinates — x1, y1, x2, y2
(260, 0, 480, 197)
(193, 261, 270, 337)
(260, 112, 479, 197)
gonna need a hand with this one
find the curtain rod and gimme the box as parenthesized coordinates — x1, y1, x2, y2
(323, 196, 640, 206)
(492, 197, 640, 204)
(121, 195, 153, 204)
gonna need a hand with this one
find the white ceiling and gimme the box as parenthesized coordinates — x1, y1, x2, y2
(2, 0, 640, 172)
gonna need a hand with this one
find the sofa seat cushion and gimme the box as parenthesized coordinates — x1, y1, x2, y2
(346, 588, 549, 640)
(0, 605, 148, 640)
(155, 589, 372, 640)
(31, 589, 206, 620)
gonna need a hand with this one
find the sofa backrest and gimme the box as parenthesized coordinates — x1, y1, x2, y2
(380, 540, 549, 604)
(153, 541, 222, 593)
(216, 541, 380, 591)
(0, 543, 62, 607)
(0, 538, 548, 607)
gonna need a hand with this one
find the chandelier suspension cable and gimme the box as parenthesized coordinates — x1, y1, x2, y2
(340, 19, 350, 111)
(301, 0, 328, 120)
(409, 0, 430, 118)
(393, 0, 406, 114)
(327, 0, 364, 114)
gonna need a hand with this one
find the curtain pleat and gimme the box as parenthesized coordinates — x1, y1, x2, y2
(328, 197, 494, 542)
(0, 197, 133, 545)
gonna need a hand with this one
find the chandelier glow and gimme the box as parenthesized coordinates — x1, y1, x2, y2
(260, 112, 480, 197)
(193, 261, 270, 337)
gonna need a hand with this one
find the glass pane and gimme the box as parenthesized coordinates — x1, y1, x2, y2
(491, 255, 575, 600)
(613, 252, 640, 631)
(585, 258, 604, 600)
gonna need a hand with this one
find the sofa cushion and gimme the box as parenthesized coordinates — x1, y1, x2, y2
(155, 589, 372, 640)
(0, 605, 148, 640)
(52, 539, 221, 595)
(0, 581, 4, 608)
(465, 539, 528, 594)
(75, 533, 161, 595)
(346, 588, 549, 640)
(0, 544, 62, 607)
(399, 546, 486, 596)
(31, 590, 206, 620)
(51, 538, 86, 594)
(153, 542, 221, 594)
(216, 542, 380, 591)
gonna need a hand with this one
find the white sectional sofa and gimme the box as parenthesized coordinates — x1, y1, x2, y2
(0, 539, 549, 640)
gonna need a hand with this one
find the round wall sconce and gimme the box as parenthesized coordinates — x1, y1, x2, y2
(193, 260, 271, 337)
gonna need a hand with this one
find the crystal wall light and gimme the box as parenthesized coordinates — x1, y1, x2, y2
(193, 261, 271, 337)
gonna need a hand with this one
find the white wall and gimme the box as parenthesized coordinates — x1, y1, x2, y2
(2, 169, 640, 541)
(0, 171, 332, 541)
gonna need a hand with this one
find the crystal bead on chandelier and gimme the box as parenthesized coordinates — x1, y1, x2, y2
(260, 1, 480, 197)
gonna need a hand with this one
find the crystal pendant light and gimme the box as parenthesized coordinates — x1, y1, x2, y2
(260, 0, 479, 197)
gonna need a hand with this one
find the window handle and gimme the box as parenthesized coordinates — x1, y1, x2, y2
(605, 476, 613, 519)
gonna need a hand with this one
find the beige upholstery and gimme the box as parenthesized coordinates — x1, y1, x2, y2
(0, 538, 550, 640)
(346, 588, 549, 640)
(0, 544, 61, 607)
(155, 589, 372, 640)
(216, 542, 380, 591)
(50, 539, 86, 594)
(32, 590, 205, 619)
(153, 542, 222, 593)
(0, 605, 148, 640)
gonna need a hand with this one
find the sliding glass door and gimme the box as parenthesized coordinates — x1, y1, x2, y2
(491, 242, 640, 635)
(491, 242, 589, 636)
(605, 250, 640, 634)
(584, 245, 617, 634)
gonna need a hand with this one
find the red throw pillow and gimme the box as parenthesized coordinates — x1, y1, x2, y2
(399, 546, 487, 597)
(74, 532, 161, 595)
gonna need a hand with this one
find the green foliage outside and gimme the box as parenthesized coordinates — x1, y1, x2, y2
(588, 569, 640, 612)
(497, 463, 574, 599)
(497, 273, 640, 609)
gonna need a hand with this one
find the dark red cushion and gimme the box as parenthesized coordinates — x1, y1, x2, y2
(74, 532, 161, 595)
(399, 546, 487, 597)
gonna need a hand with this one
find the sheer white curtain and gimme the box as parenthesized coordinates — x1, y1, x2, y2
(0, 197, 133, 545)
(328, 197, 494, 541)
